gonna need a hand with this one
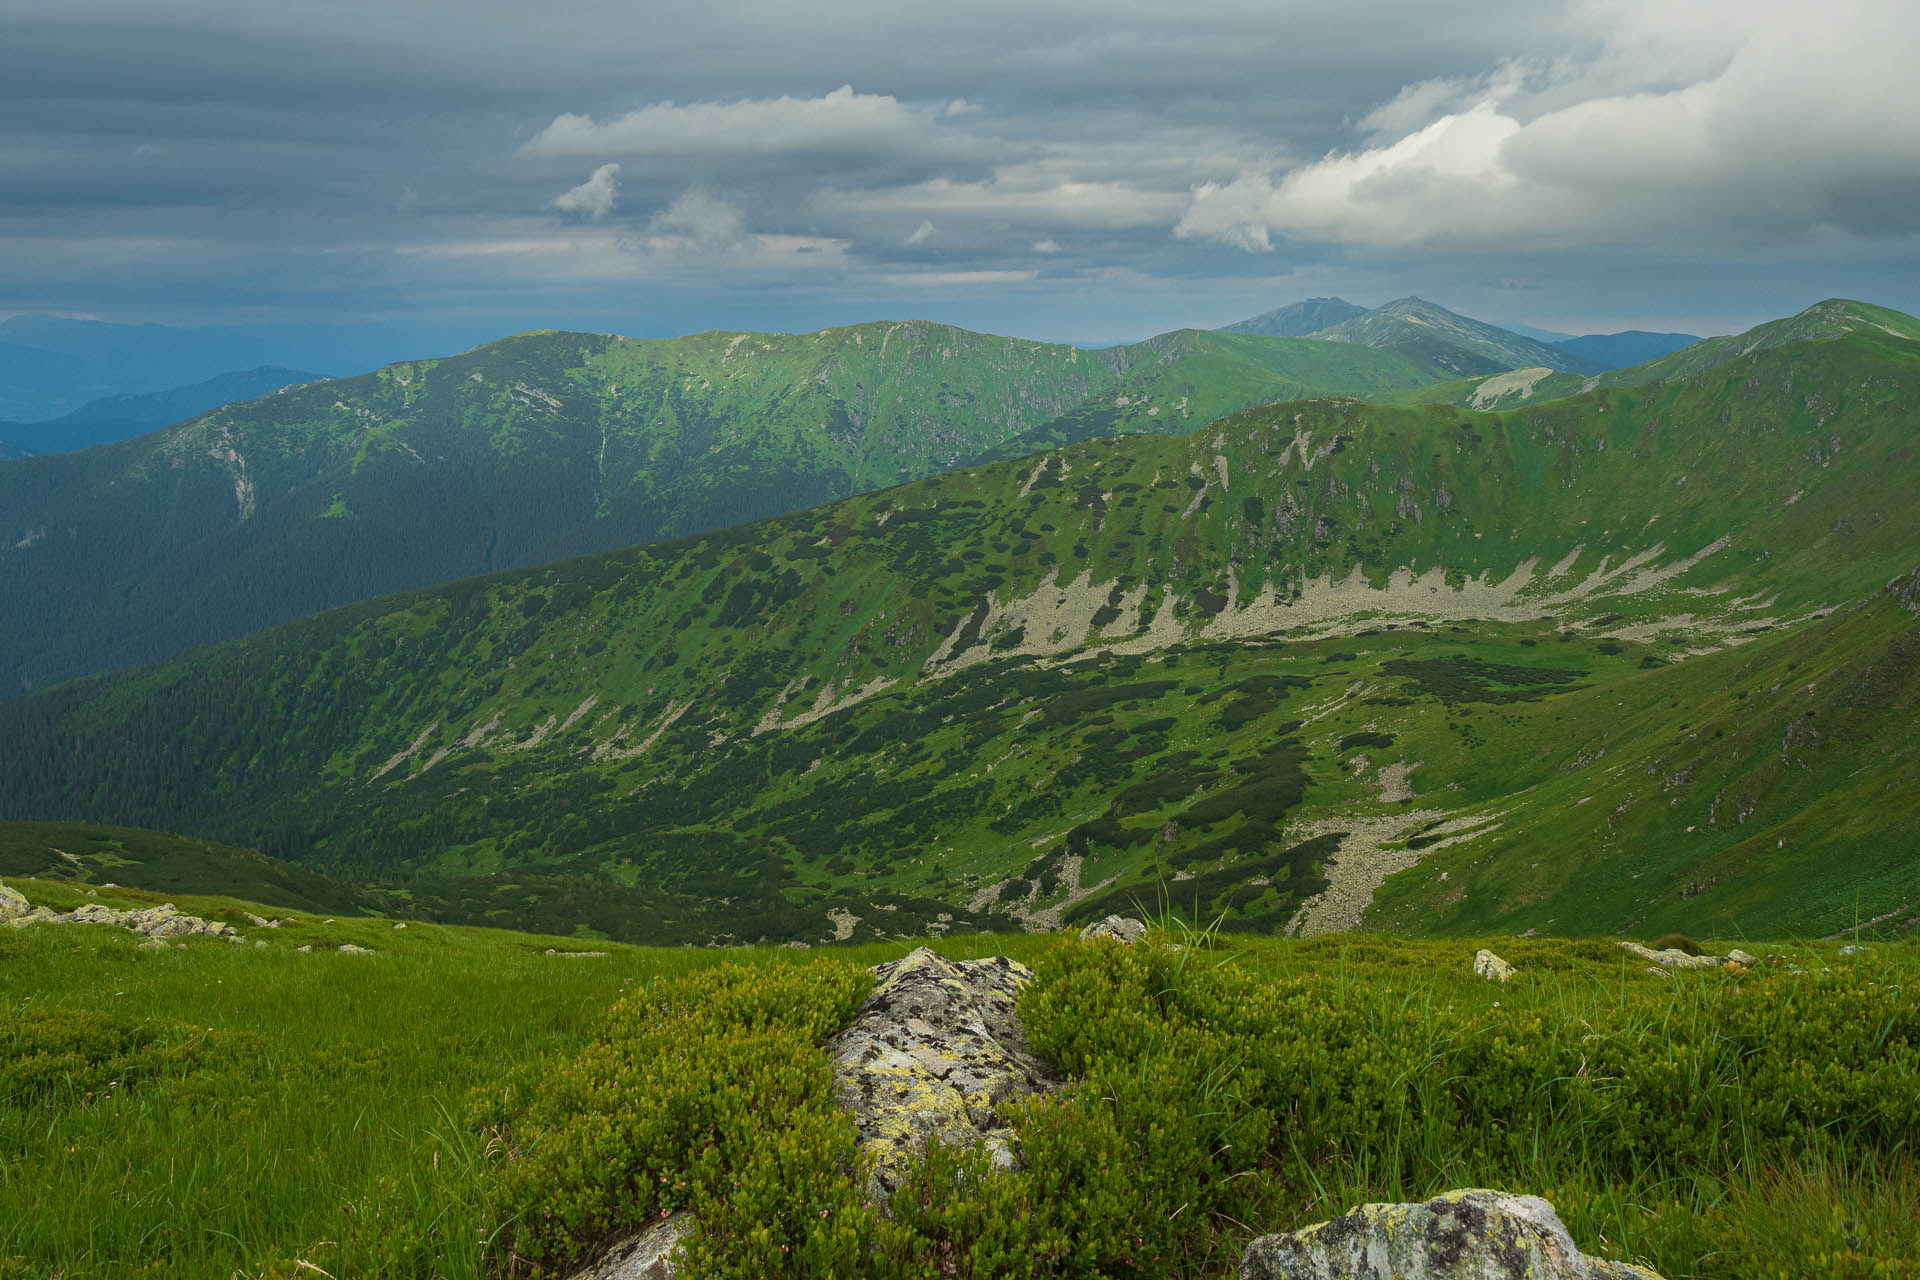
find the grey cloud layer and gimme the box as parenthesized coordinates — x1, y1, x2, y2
(1, 0, 1914, 341)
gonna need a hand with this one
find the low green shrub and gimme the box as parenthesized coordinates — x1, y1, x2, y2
(480, 959, 879, 1277)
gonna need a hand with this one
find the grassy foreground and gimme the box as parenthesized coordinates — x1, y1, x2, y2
(2, 883, 1915, 1278)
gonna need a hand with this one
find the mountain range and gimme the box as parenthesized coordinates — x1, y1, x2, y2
(1220, 297, 1701, 374)
(0, 322, 1462, 694)
(3, 304, 1914, 945)
(1, 365, 323, 456)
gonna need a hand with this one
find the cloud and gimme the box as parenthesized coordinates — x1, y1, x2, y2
(526, 85, 969, 168)
(1176, 0, 1920, 252)
(1032, 239, 1060, 254)
(550, 163, 620, 220)
(816, 171, 1184, 232)
(883, 269, 1036, 286)
(640, 187, 749, 253)
(905, 219, 935, 245)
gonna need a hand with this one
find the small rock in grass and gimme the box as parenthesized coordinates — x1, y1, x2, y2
(0, 881, 31, 921)
(338, 943, 373, 954)
(1620, 941, 1723, 970)
(1474, 949, 1516, 983)
(1078, 915, 1148, 944)
(1240, 1188, 1667, 1279)
(566, 1210, 695, 1280)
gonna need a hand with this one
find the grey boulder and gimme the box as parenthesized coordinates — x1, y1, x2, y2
(826, 947, 1054, 1200)
(566, 1211, 695, 1280)
(1078, 915, 1148, 944)
(1241, 1189, 1666, 1279)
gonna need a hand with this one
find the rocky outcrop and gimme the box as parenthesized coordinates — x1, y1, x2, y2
(1620, 941, 1755, 971)
(566, 1212, 694, 1280)
(1078, 914, 1148, 943)
(1473, 950, 1515, 983)
(0, 882, 238, 942)
(826, 947, 1054, 1200)
(1241, 1189, 1666, 1279)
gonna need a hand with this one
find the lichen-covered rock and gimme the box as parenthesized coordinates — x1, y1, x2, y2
(565, 1211, 694, 1280)
(827, 947, 1054, 1200)
(0, 881, 30, 921)
(1240, 1189, 1666, 1279)
(1473, 950, 1515, 983)
(1619, 941, 1731, 970)
(1078, 915, 1149, 944)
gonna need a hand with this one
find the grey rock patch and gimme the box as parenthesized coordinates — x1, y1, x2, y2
(0, 883, 239, 942)
(337, 943, 373, 954)
(545, 948, 611, 958)
(1241, 1188, 1667, 1279)
(1078, 915, 1148, 944)
(1620, 941, 1749, 970)
(566, 1211, 695, 1280)
(827, 947, 1055, 1202)
(1474, 949, 1516, 983)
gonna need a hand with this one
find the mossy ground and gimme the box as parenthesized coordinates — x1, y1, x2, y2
(4, 889, 1914, 1278)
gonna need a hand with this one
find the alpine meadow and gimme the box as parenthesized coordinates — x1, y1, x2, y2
(6, 2, 1920, 1276)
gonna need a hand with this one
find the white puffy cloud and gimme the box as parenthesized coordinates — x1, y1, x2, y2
(1176, 0, 1920, 252)
(550, 162, 620, 220)
(905, 219, 935, 245)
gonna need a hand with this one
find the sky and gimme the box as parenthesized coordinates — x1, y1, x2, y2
(5, 0, 1920, 360)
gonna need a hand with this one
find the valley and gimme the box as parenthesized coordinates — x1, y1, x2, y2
(4, 317, 1914, 946)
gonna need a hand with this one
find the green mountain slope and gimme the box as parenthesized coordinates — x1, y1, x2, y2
(1218, 297, 1368, 337)
(1595, 298, 1920, 388)
(968, 328, 1449, 463)
(0, 820, 373, 915)
(0, 322, 1445, 696)
(1376, 299, 1920, 413)
(1314, 297, 1602, 377)
(2, 328, 1915, 944)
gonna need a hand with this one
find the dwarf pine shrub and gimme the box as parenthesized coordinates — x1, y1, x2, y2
(483, 935, 1918, 1278)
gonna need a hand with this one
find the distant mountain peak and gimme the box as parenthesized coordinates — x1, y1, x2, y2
(1311, 297, 1600, 377)
(1219, 297, 1368, 338)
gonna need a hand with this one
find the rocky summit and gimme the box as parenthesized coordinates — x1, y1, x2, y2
(1240, 1189, 1666, 1280)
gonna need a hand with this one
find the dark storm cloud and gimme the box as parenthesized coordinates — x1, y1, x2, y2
(2, 0, 1916, 346)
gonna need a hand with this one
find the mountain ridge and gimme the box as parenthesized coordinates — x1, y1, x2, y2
(0, 319, 1455, 695)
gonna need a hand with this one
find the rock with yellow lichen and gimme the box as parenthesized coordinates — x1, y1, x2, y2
(1240, 1189, 1666, 1279)
(826, 946, 1055, 1201)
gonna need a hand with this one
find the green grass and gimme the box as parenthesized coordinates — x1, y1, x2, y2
(6, 894, 1913, 1278)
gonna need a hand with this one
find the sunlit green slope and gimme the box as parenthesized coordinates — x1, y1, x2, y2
(1, 329, 1916, 942)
